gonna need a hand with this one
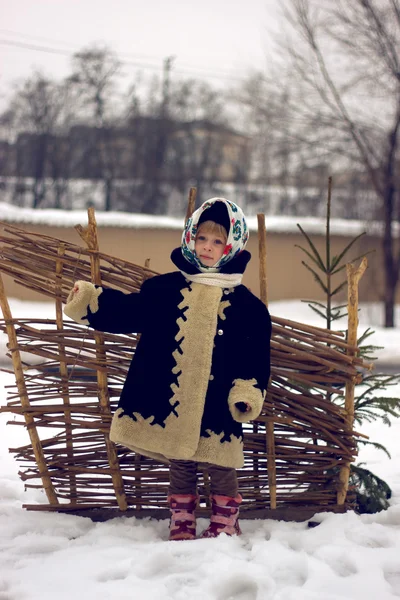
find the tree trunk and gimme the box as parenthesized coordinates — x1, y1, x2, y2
(384, 278, 396, 328)
(105, 177, 113, 212)
(33, 134, 48, 208)
(382, 109, 400, 328)
(382, 183, 398, 328)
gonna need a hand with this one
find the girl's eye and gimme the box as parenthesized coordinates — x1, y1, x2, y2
(197, 236, 206, 241)
(214, 239, 223, 245)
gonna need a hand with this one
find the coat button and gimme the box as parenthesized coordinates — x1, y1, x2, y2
(217, 329, 223, 335)
(209, 374, 214, 381)
(224, 289, 230, 295)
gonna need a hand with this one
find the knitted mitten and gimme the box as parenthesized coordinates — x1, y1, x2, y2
(63, 280, 102, 325)
(200, 493, 242, 538)
(168, 494, 197, 541)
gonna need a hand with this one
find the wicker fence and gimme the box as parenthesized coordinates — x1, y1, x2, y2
(0, 211, 372, 521)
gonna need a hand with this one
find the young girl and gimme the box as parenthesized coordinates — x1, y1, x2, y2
(64, 198, 272, 540)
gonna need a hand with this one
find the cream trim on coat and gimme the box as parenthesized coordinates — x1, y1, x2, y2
(189, 430, 244, 469)
(110, 410, 245, 469)
(228, 378, 265, 423)
(63, 280, 102, 325)
(110, 283, 228, 462)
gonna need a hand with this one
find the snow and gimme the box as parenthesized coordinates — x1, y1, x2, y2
(1, 299, 400, 599)
(1, 200, 395, 236)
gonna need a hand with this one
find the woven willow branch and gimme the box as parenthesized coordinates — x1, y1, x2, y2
(0, 218, 372, 514)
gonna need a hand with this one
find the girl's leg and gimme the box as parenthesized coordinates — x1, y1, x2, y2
(169, 460, 198, 495)
(168, 460, 198, 541)
(200, 464, 242, 538)
(207, 464, 238, 497)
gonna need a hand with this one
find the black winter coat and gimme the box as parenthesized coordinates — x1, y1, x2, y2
(82, 254, 271, 469)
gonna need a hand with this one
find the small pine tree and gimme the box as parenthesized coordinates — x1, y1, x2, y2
(296, 177, 400, 513)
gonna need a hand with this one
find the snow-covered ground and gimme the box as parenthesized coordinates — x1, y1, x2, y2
(1, 299, 400, 600)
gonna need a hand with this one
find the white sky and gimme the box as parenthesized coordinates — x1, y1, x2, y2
(0, 0, 281, 109)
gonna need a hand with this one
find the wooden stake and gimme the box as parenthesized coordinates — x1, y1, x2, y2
(185, 187, 197, 223)
(0, 272, 59, 505)
(257, 214, 268, 306)
(337, 257, 367, 505)
(75, 208, 128, 511)
(55, 244, 76, 500)
(257, 213, 276, 509)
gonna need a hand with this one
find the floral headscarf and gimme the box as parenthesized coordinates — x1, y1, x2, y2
(181, 197, 249, 273)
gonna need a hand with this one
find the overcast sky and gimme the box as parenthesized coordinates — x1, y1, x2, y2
(0, 0, 281, 108)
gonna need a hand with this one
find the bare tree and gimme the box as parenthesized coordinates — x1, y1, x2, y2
(0, 109, 16, 177)
(9, 72, 71, 208)
(166, 79, 243, 207)
(121, 76, 245, 214)
(234, 73, 288, 186)
(274, 0, 400, 327)
(70, 47, 121, 211)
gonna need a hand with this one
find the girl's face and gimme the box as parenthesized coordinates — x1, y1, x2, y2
(195, 229, 227, 267)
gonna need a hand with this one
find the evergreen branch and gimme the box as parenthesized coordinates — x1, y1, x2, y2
(295, 244, 327, 272)
(361, 374, 400, 386)
(301, 261, 328, 292)
(334, 303, 348, 311)
(331, 250, 375, 275)
(330, 311, 347, 322)
(304, 300, 327, 310)
(355, 395, 400, 413)
(350, 464, 392, 514)
(357, 327, 376, 345)
(330, 232, 367, 270)
(358, 374, 400, 392)
(356, 377, 400, 401)
(356, 440, 392, 459)
(307, 303, 328, 320)
(354, 397, 400, 426)
(331, 305, 345, 318)
(358, 350, 380, 361)
(359, 344, 383, 354)
(296, 224, 326, 270)
(331, 281, 347, 296)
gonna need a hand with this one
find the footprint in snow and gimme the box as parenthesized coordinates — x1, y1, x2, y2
(326, 554, 358, 578)
(345, 526, 393, 549)
(384, 570, 400, 597)
(216, 575, 259, 600)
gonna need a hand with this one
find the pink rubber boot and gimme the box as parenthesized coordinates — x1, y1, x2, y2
(168, 494, 197, 541)
(200, 493, 242, 538)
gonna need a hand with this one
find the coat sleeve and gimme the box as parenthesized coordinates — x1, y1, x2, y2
(63, 277, 153, 334)
(228, 298, 272, 423)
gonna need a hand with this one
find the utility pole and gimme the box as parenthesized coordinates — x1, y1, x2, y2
(161, 56, 175, 119)
(148, 56, 175, 213)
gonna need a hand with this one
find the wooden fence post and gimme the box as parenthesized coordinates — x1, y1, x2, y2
(257, 214, 277, 510)
(75, 208, 128, 511)
(55, 244, 77, 501)
(0, 273, 59, 505)
(337, 257, 367, 505)
(185, 187, 197, 224)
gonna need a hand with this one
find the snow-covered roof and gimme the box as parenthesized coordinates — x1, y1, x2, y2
(0, 202, 388, 237)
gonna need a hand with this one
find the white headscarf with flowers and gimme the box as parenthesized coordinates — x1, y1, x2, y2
(181, 197, 249, 274)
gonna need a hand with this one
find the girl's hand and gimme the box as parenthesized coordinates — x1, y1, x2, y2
(235, 401, 251, 413)
(66, 281, 83, 306)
